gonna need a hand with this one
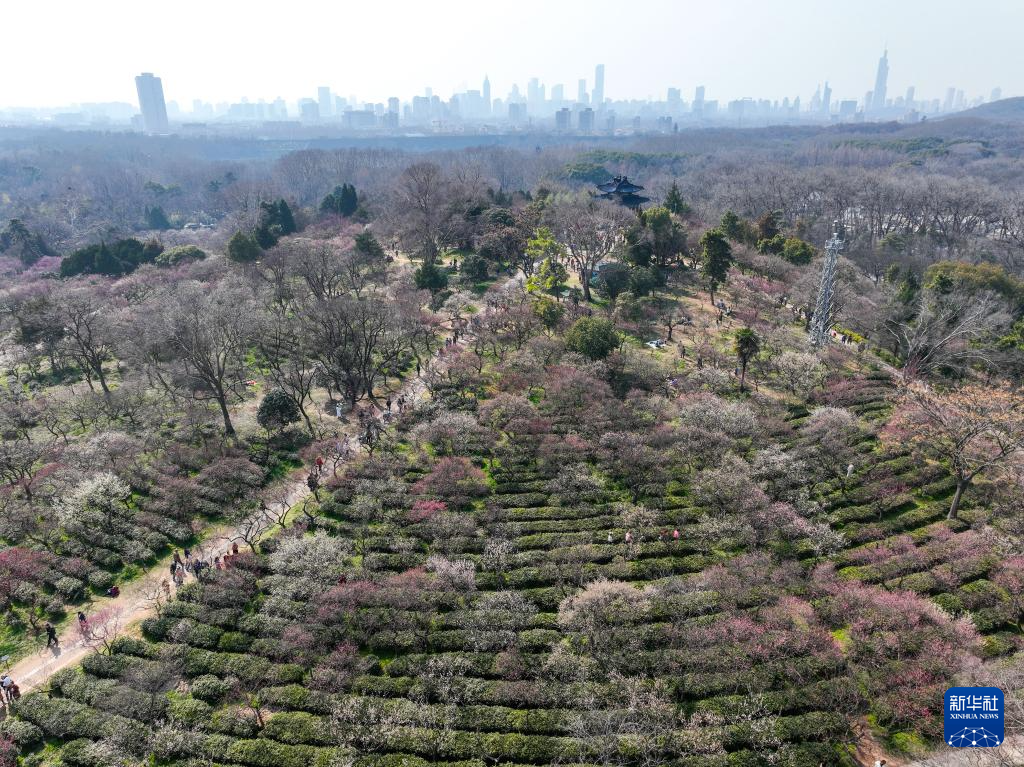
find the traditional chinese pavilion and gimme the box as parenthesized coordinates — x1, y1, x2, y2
(596, 175, 650, 207)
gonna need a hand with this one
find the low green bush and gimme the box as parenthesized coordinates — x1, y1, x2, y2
(168, 695, 212, 726)
(260, 711, 332, 745)
(225, 738, 337, 767)
(210, 705, 260, 737)
(86, 570, 115, 591)
(54, 576, 85, 602)
(0, 717, 43, 746)
(219, 630, 253, 652)
(260, 684, 333, 714)
(190, 674, 230, 703)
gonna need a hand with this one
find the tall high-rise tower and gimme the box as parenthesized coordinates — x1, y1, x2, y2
(135, 72, 169, 134)
(482, 75, 491, 115)
(577, 79, 588, 104)
(593, 64, 605, 107)
(871, 49, 888, 111)
(822, 81, 832, 114)
(318, 87, 333, 118)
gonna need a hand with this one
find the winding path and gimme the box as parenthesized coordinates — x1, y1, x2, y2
(5, 330, 463, 695)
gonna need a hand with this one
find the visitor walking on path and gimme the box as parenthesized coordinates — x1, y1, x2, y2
(1, 674, 14, 703)
(45, 622, 58, 648)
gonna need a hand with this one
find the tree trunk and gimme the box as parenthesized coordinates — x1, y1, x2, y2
(948, 479, 968, 520)
(580, 269, 592, 302)
(739, 361, 747, 392)
(217, 395, 235, 436)
(300, 406, 316, 437)
(96, 365, 111, 401)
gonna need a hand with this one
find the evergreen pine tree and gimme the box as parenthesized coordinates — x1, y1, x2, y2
(664, 182, 689, 216)
(340, 184, 358, 216)
(354, 231, 386, 261)
(93, 243, 123, 276)
(146, 206, 171, 230)
(276, 200, 297, 234)
(321, 186, 344, 215)
(228, 231, 262, 263)
(699, 228, 733, 306)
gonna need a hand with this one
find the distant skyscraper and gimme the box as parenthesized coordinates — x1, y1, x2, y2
(667, 88, 681, 110)
(991, 87, 1002, 102)
(578, 107, 594, 132)
(299, 100, 320, 122)
(810, 85, 821, 113)
(577, 79, 588, 104)
(693, 85, 705, 114)
(871, 49, 888, 111)
(555, 107, 571, 131)
(822, 82, 832, 114)
(528, 77, 544, 111)
(508, 102, 527, 125)
(135, 72, 169, 134)
(593, 64, 605, 107)
(904, 86, 915, 108)
(318, 87, 333, 117)
(482, 75, 491, 115)
(943, 87, 956, 111)
(551, 84, 564, 103)
(387, 97, 399, 114)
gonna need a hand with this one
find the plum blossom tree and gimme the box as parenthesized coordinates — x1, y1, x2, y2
(56, 472, 134, 538)
(773, 351, 826, 398)
(425, 554, 477, 592)
(558, 578, 650, 672)
(799, 406, 868, 489)
(412, 457, 489, 510)
(888, 381, 1024, 519)
(460, 590, 537, 651)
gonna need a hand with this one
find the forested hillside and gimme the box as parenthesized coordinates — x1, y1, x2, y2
(0, 123, 1022, 766)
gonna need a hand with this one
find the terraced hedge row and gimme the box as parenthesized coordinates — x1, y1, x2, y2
(10, 358, 1001, 765)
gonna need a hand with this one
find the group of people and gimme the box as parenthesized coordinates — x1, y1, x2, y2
(0, 673, 20, 704)
(383, 394, 408, 414)
(170, 545, 230, 587)
(608, 529, 681, 545)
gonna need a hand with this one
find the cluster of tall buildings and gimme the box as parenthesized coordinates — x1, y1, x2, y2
(852, 49, 1000, 121)
(17, 58, 1009, 136)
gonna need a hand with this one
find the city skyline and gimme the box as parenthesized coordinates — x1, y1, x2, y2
(4, 53, 1006, 136)
(1, 0, 1021, 110)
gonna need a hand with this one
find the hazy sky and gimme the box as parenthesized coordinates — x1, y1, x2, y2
(3, 0, 1020, 108)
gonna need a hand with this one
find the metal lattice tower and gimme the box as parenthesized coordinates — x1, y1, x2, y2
(809, 221, 845, 347)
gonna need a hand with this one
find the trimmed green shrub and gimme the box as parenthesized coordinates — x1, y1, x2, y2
(168, 695, 212, 726)
(190, 674, 230, 703)
(0, 717, 43, 746)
